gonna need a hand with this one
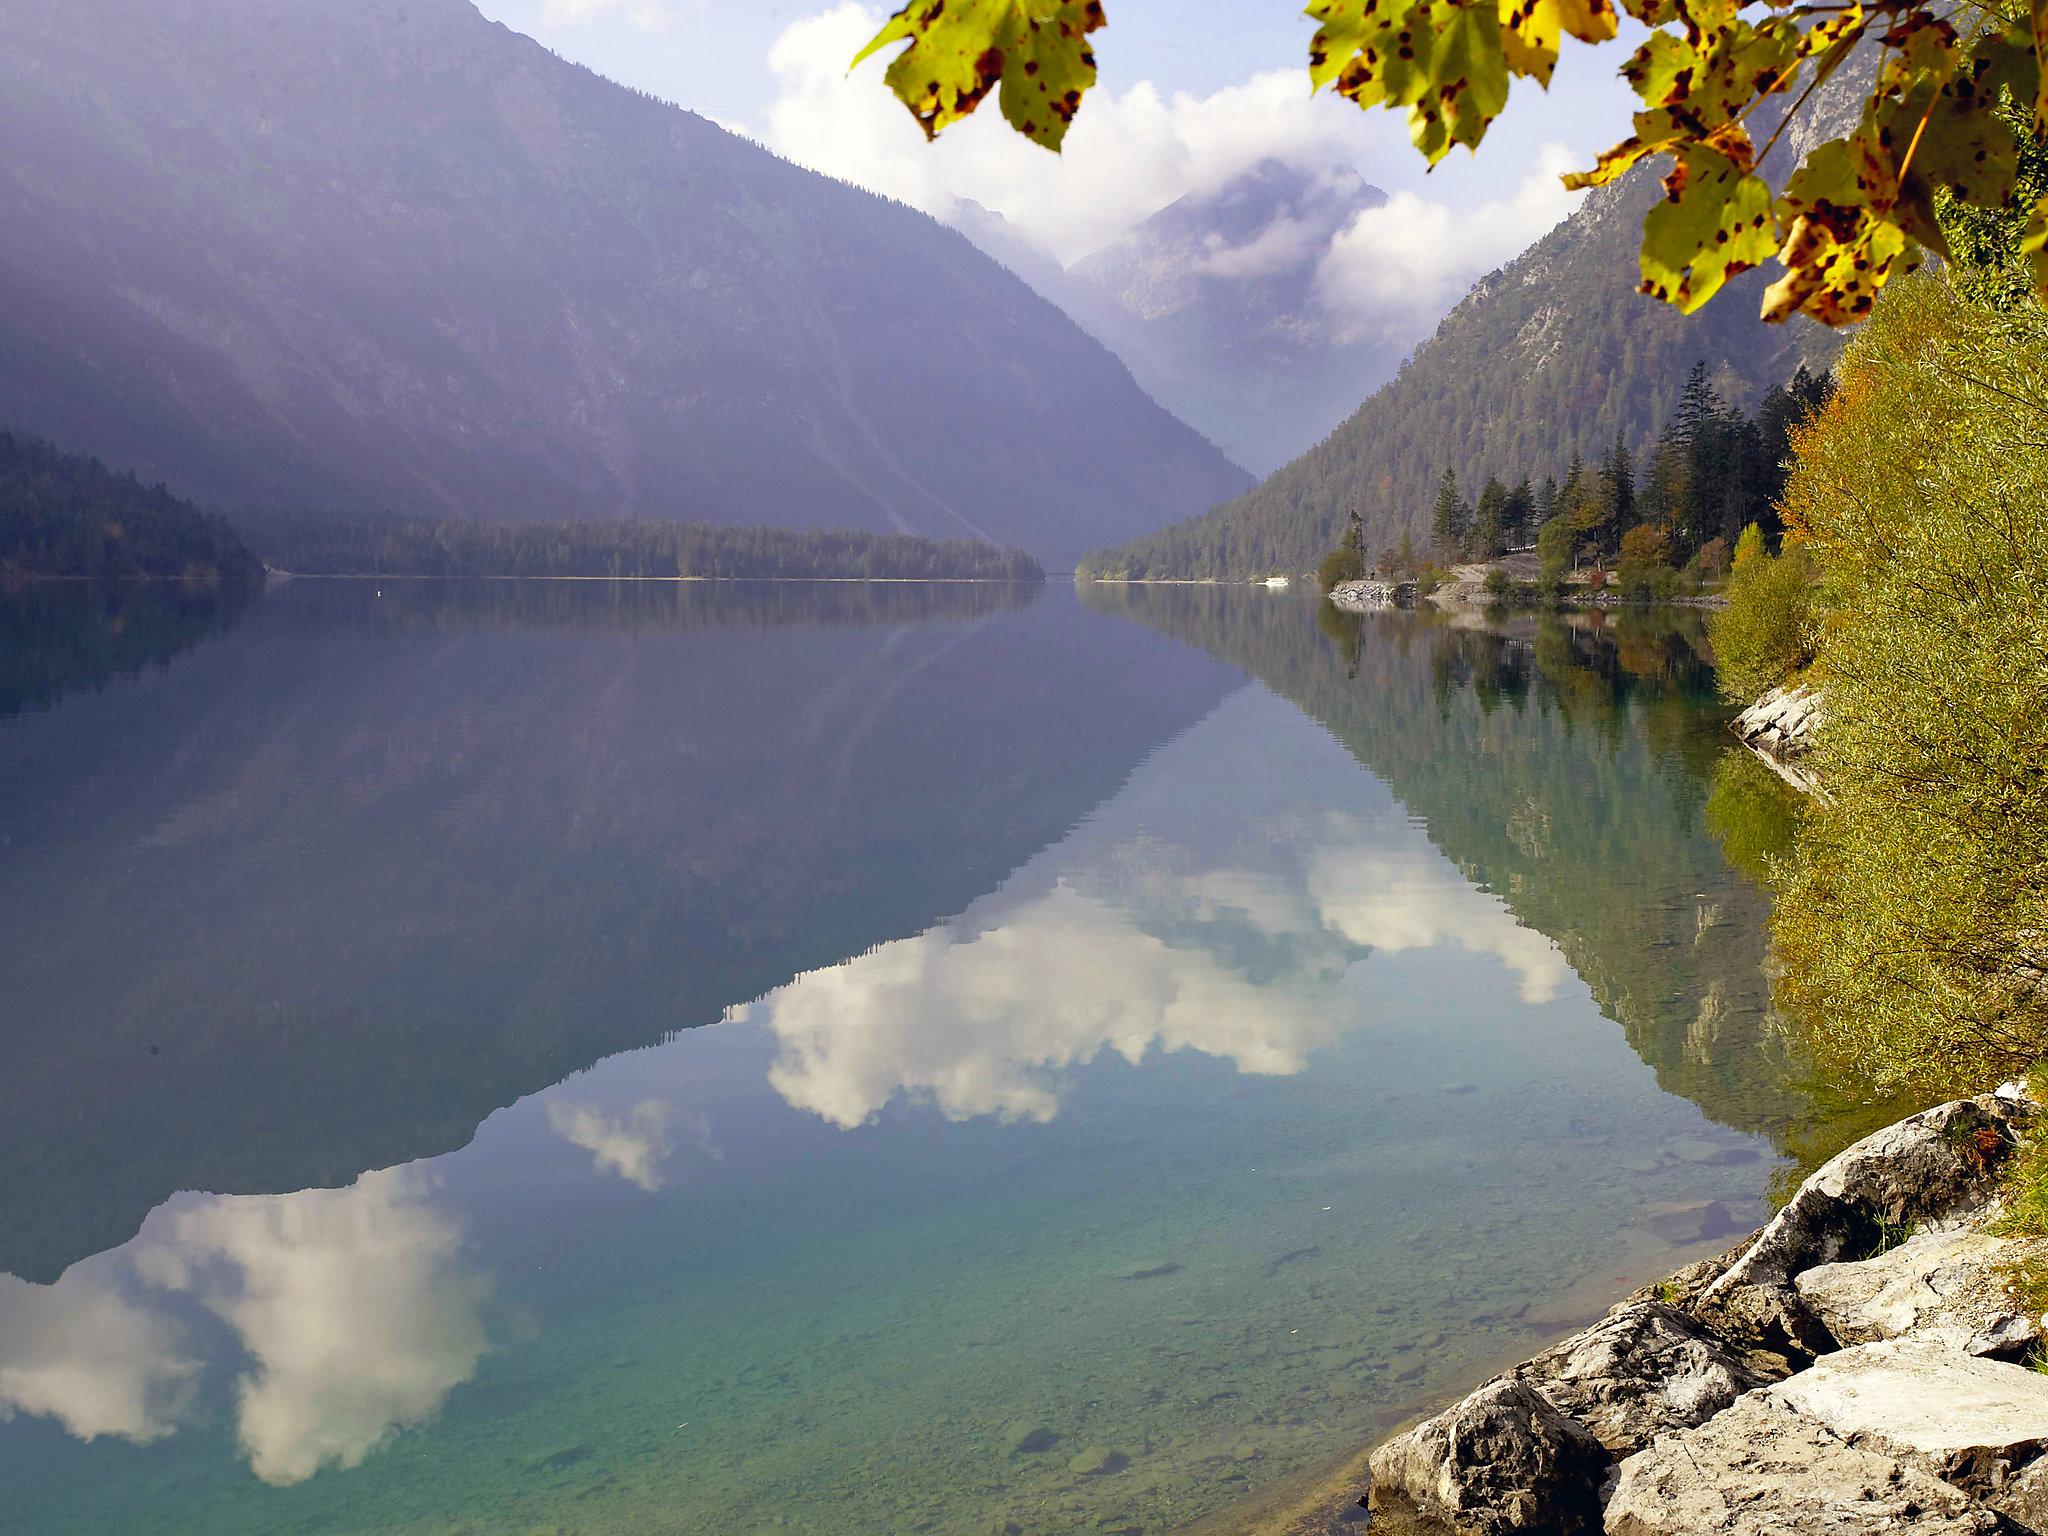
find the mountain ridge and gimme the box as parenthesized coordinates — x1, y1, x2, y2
(1074, 67, 1878, 580)
(0, 0, 1249, 563)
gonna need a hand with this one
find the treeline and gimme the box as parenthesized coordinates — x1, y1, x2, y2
(241, 511, 1044, 582)
(0, 431, 262, 583)
(1710, 268, 2048, 1096)
(1385, 363, 1833, 588)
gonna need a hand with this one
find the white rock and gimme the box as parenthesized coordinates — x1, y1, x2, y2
(1768, 1338, 2048, 1507)
(1604, 1392, 1999, 1536)
(1794, 1230, 2022, 1348)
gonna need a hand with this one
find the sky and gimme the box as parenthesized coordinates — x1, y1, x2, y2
(472, 0, 1639, 333)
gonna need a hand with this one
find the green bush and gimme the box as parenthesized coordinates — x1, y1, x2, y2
(1317, 546, 1367, 593)
(1769, 274, 2048, 1093)
(1708, 534, 1818, 702)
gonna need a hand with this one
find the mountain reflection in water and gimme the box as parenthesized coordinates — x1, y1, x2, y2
(1, 581, 1879, 1536)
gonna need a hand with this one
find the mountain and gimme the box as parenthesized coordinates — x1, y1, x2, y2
(1031, 160, 1401, 476)
(1076, 84, 1872, 580)
(0, 0, 1248, 565)
(1, 429, 261, 582)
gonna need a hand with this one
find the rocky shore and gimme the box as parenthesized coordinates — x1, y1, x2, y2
(1730, 683, 1824, 792)
(1329, 579, 1418, 612)
(1358, 1086, 2048, 1533)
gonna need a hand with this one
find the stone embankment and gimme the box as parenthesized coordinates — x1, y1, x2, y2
(1730, 683, 1824, 792)
(1365, 1086, 2048, 1534)
(1329, 579, 1417, 612)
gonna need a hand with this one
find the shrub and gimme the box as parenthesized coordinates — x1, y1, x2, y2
(1769, 274, 2048, 1093)
(1708, 538, 1818, 701)
(1317, 545, 1367, 593)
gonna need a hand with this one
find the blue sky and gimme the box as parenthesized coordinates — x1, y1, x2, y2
(472, 0, 1639, 338)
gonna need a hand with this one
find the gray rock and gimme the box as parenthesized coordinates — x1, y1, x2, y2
(1769, 1338, 2048, 1509)
(1370, 1378, 1607, 1535)
(1604, 1392, 2001, 1535)
(1694, 1094, 2034, 1365)
(1328, 578, 1416, 612)
(1795, 1231, 2026, 1348)
(1003, 1420, 1058, 1457)
(1968, 1314, 2044, 1364)
(1066, 1445, 1127, 1477)
(1514, 1299, 1776, 1456)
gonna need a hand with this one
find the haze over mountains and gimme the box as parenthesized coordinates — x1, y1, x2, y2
(0, 0, 1249, 563)
(1078, 81, 1869, 579)
(964, 160, 1403, 476)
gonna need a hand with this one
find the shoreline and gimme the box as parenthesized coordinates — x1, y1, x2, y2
(1324, 1089, 2046, 1534)
(1170, 1228, 1763, 1536)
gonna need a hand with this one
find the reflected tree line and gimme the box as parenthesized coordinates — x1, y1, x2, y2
(1088, 584, 1901, 1178)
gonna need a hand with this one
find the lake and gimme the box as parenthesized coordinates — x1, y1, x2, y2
(0, 578, 1870, 1535)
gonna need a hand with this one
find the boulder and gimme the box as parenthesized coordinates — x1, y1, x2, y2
(1731, 683, 1825, 759)
(1769, 1338, 2048, 1515)
(1514, 1299, 1775, 1456)
(1604, 1392, 2001, 1535)
(1795, 1231, 2027, 1348)
(1694, 1094, 2034, 1366)
(1369, 1379, 1607, 1535)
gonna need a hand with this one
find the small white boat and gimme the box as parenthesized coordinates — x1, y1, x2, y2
(1261, 575, 1291, 589)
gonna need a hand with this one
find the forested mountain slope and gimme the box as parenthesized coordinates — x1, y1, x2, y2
(1075, 61, 1873, 582)
(0, 0, 1247, 563)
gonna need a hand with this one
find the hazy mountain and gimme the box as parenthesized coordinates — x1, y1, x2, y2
(1026, 161, 1401, 476)
(1076, 82, 1871, 579)
(0, 0, 1248, 564)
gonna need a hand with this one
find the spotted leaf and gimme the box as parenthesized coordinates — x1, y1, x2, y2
(854, 0, 1105, 150)
(1638, 145, 1778, 311)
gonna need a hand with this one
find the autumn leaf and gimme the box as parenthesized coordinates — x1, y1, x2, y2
(1638, 145, 1777, 311)
(853, 0, 1105, 150)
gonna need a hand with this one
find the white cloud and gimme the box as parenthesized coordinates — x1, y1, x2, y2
(748, 883, 1349, 1128)
(764, 4, 1383, 265)
(548, 1098, 690, 1190)
(1314, 142, 1585, 343)
(741, 806, 1570, 1130)
(0, 1273, 196, 1445)
(134, 1169, 488, 1487)
(1306, 846, 1570, 1005)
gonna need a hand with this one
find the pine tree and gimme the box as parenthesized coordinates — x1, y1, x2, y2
(1392, 526, 1418, 577)
(1505, 475, 1535, 549)
(1429, 468, 1469, 559)
(1473, 476, 1509, 559)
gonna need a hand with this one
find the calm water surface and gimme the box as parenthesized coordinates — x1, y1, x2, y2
(0, 579, 1853, 1535)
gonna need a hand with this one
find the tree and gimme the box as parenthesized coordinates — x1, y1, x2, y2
(1472, 476, 1509, 560)
(1429, 467, 1470, 560)
(1318, 503, 1371, 591)
(1504, 476, 1535, 550)
(1392, 525, 1418, 578)
(855, 2, 2048, 331)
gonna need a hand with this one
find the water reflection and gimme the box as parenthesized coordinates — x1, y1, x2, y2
(0, 579, 1237, 1281)
(1084, 587, 1846, 1155)
(0, 580, 252, 718)
(1, 1168, 484, 1486)
(2, 583, 1875, 1536)
(745, 808, 1569, 1129)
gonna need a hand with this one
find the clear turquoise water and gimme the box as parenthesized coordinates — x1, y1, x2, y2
(0, 580, 1840, 1535)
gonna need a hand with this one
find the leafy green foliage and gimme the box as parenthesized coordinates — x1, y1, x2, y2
(1708, 533, 1818, 701)
(0, 430, 261, 584)
(238, 512, 1045, 583)
(1766, 273, 2048, 1092)
(1317, 504, 1371, 591)
(860, 0, 2048, 326)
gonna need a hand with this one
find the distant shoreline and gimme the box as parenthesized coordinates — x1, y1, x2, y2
(264, 571, 1047, 585)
